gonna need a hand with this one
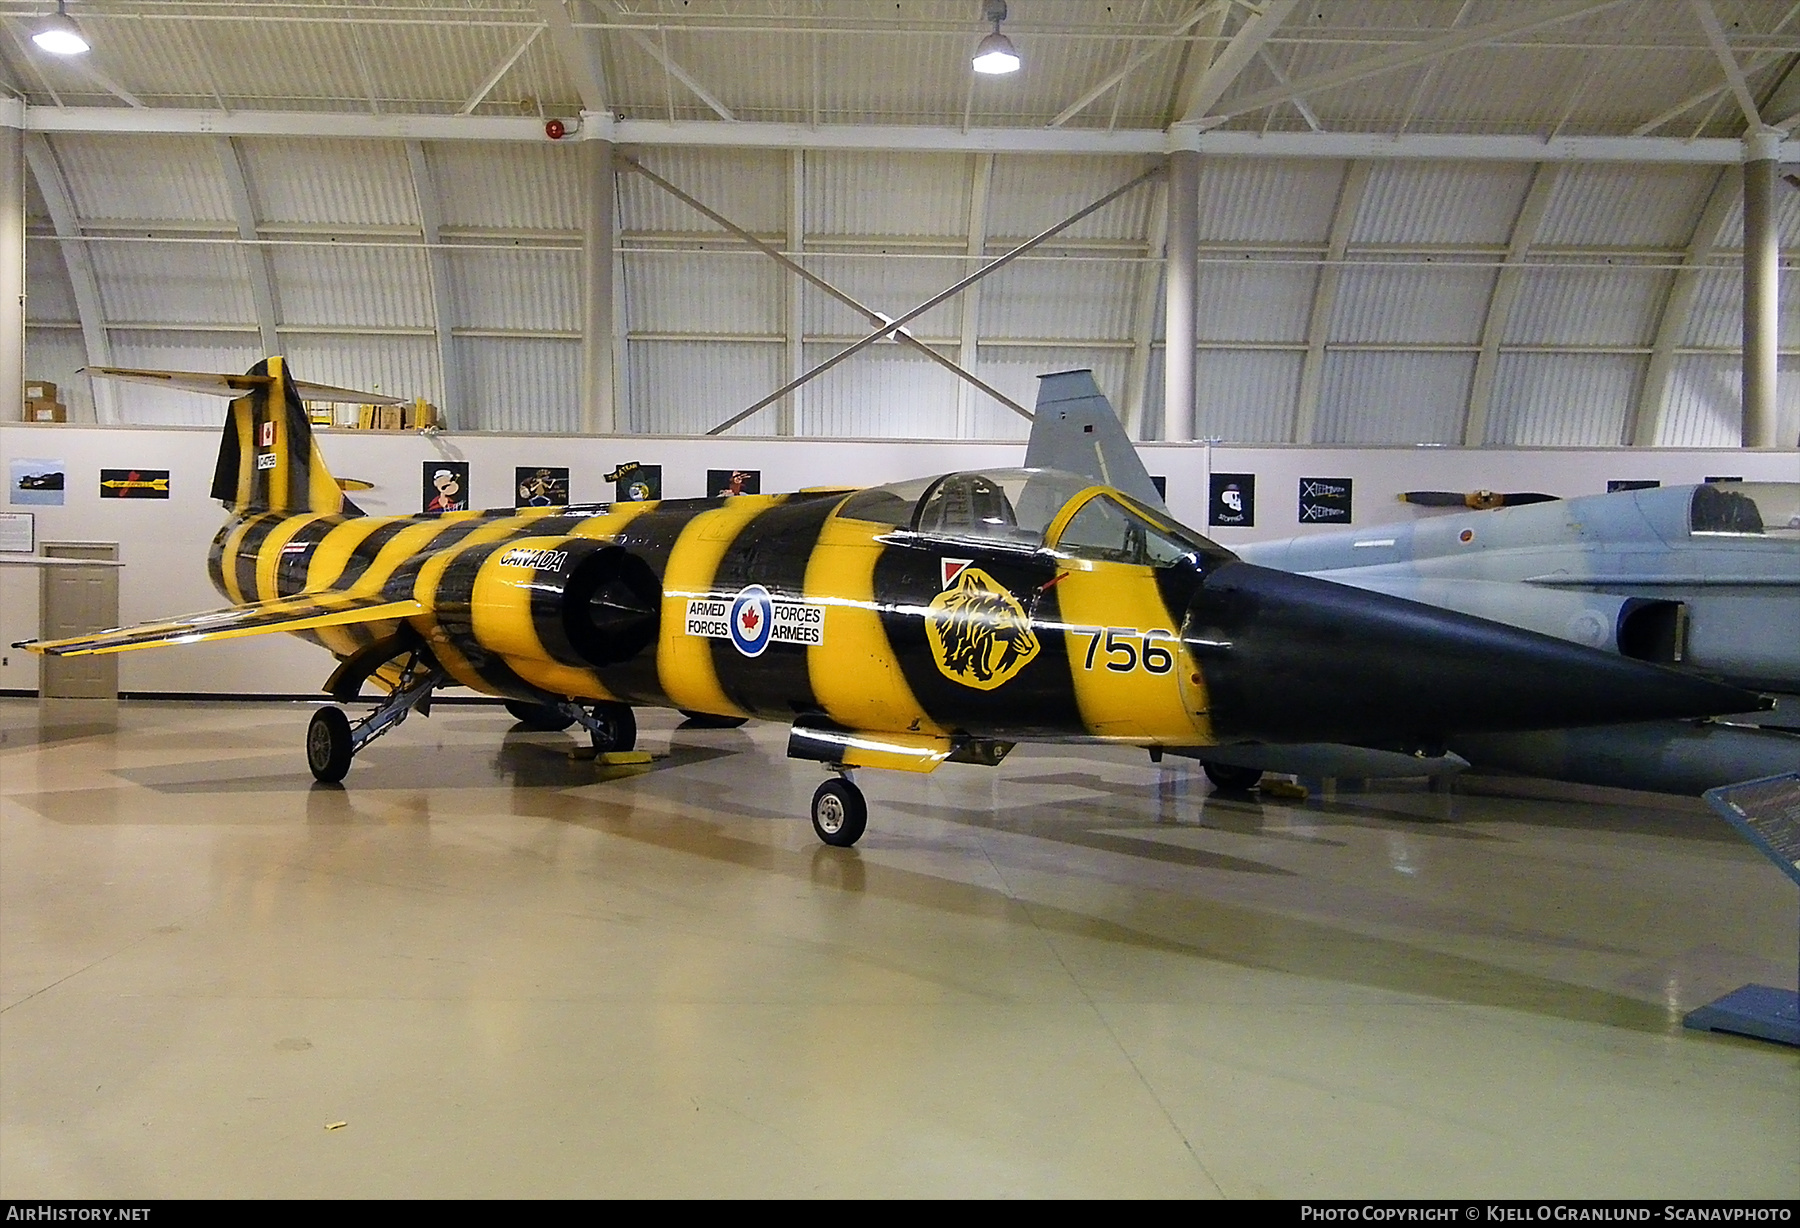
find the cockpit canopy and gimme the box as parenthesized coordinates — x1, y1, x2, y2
(836, 467, 1234, 569)
(1688, 482, 1800, 539)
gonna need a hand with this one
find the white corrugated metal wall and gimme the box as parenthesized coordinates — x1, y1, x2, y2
(21, 135, 1800, 445)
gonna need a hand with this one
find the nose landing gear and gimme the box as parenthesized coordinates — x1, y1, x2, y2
(810, 771, 867, 847)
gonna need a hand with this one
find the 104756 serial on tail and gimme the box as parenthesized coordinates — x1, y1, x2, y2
(19, 359, 1765, 846)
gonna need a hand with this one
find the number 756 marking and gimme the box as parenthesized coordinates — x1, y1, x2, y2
(1074, 627, 1176, 675)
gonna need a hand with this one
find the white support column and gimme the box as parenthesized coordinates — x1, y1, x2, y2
(955, 153, 994, 438)
(581, 129, 617, 434)
(1162, 144, 1198, 442)
(215, 137, 281, 356)
(783, 148, 804, 436)
(405, 140, 462, 427)
(1293, 160, 1368, 443)
(1742, 127, 1780, 448)
(0, 102, 23, 427)
(23, 133, 112, 422)
(1464, 163, 1559, 445)
(1123, 175, 1169, 440)
(1632, 166, 1737, 446)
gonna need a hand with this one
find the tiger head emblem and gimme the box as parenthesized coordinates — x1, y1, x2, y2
(925, 567, 1039, 690)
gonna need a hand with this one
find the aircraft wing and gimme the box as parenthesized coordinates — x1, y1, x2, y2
(81, 365, 407, 405)
(17, 592, 425, 657)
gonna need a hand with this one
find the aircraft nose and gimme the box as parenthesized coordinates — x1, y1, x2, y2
(1184, 562, 1765, 750)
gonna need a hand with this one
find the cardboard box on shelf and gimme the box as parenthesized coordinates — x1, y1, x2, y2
(375, 404, 403, 431)
(356, 404, 377, 430)
(24, 380, 57, 402)
(401, 399, 441, 430)
(23, 399, 66, 423)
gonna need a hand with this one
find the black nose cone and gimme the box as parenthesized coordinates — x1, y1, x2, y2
(1186, 563, 1764, 750)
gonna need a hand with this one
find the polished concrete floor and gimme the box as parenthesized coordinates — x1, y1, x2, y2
(1, 697, 1795, 1198)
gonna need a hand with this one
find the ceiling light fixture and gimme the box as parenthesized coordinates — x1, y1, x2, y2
(32, 2, 89, 56)
(971, 0, 1019, 75)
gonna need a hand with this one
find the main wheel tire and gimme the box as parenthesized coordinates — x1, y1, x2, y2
(678, 709, 749, 729)
(1202, 761, 1263, 792)
(307, 706, 354, 783)
(589, 702, 637, 753)
(505, 699, 574, 732)
(810, 778, 868, 847)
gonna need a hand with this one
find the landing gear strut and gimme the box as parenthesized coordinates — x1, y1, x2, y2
(307, 652, 445, 783)
(558, 700, 637, 753)
(810, 771, 867, 847)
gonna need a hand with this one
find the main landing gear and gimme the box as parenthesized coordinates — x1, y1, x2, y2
(307, 652, 445, 783)
(810, 770, 867, 847)
(1201, 761, 1264, 792)
(560, 700, 636, 754)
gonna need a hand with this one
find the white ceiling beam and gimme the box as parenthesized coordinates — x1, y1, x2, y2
(534, 0, 607, 114)
(1179, 0, 1300, 123)
(24, 107, 1800, 164)
(589, 1, 734, 122)
(213, 136, 280, 355)
(405, 140, 462, 426)
(1048, 0, 1228, 129)
(1687, 0, 1762, 130)
(1292, 160, 1368, 444)
(1122, 175, 1170, 440)
(460, 23, 544, 116)
(1630, 167, 1740, 447)
(1463, 163, 1560, 446)
(955, 153, 993, 437)
(1254, 45, 1321, 132)
(23, 132, 113, 421)
(1199, 0, 1629, 127)
(784, 148, 803, 437)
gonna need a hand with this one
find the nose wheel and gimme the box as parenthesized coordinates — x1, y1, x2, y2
(811, 777, 867, 847)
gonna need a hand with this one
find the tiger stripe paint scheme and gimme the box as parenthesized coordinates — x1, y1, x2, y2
(191, 485, 1216, 752)
(22, 358, 1768, 824)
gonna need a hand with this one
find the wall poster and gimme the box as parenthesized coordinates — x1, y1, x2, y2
(424, 462, 470, 513)
(10, 458, 64, 506)
(516, 466, 570, 507)
(708, 469, 760, 497)
(607, 462, 662, 502)
(100, 468, 170, 499)
(1298, 477, 1353, 524)
(1208, 473, 1255, 528)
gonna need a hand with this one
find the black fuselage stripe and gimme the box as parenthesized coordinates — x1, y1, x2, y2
(706, 496, 840, 717)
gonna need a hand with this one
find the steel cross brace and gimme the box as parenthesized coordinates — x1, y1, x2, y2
(621, 156, 1033, 423)
(707, 161, 1164, 435)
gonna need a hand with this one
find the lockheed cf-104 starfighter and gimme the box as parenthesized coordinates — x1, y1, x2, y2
(19, 360, 1765, 844)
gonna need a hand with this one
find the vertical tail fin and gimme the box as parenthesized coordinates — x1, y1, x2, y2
(209, 357, 354, 516)
(1025, 369, 1167, 511)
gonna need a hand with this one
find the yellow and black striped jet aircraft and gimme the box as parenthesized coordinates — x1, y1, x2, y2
(20, 359, 1762, 845)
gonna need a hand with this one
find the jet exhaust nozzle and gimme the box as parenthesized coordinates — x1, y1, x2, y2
(1184, 563, 1764, 752)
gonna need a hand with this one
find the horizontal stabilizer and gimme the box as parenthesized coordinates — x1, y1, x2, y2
(1026, 370, 1165, 511)
(82, 365, 407, 405)
(17, 592, 424, 657)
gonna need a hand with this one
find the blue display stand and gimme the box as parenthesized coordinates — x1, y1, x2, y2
(1684, 773, 1800, 1047)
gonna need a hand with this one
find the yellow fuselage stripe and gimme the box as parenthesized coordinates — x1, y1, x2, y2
(654, 495, 783, 716)
(804, 510, 942, 736)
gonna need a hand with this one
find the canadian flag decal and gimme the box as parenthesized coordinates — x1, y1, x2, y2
(258, 421, 276, 448)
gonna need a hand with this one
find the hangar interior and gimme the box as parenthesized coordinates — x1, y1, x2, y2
(1, 1, 1797, 1198)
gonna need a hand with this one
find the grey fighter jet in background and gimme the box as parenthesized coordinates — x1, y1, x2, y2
(1234, 482, 1800, 794)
